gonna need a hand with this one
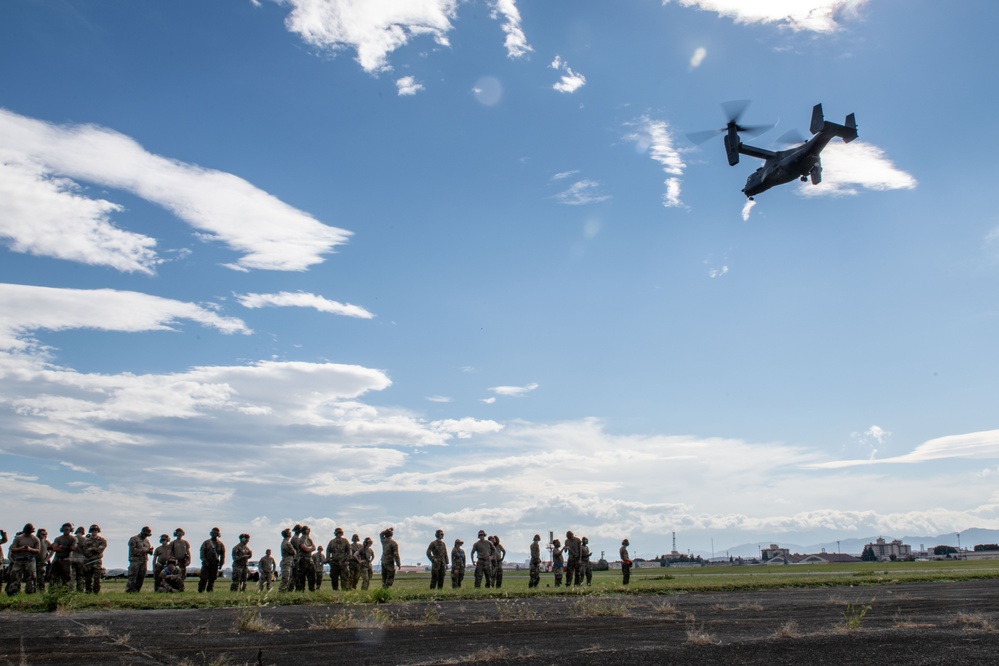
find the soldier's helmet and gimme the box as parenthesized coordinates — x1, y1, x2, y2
(352, 534, 360, 541)
(533, 534, 541, 541)
(160, 534, 169, 543)
(22, 523, 34, 534)
(335, 528, 344, 536)
(553, 538, 561, 546)
(363, 537, 373, 545)
(301, 526, 310, 534)
(174, 528, 185, 537)
(435, 529, 444, 538)
(622, 538, 629, 545)
(240, 533, 250, 541)
(37, 529, 47, 537)
(210, 527, 221, 537)
(455, 539, 463, 546)
(61, 522, 73, 532)
(140, 526, 152, 536)
(281, 528, 291, 538)
(76, 526, 85, 534)
(478, 530, 487, 537)
(582, 536, 588, 544)
(566, 530, 574, 538)
(89, 524, 101, 533)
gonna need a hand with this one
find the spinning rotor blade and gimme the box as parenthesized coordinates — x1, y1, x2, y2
(775, 129, 807, 146)
(686, 99, 775, 145)
(721, 99, 751, 125)
(685, 128, 724, 145)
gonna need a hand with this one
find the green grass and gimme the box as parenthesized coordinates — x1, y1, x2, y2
(4, 560, 999, 612)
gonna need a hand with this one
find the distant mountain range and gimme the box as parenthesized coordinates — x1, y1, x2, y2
(705, 528, 999, 559)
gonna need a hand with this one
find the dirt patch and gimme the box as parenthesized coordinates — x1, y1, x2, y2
(4, 580, 999, 664)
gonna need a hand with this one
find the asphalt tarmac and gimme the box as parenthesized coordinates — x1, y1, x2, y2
(4, 579, 999, 664)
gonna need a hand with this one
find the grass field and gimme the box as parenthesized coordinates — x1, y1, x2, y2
(4, 559, 998, 612)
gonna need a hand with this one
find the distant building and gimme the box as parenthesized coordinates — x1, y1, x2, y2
(766, 552, 861, 565)
(866, 537, 911, 562)
(761, 544, 789, 561)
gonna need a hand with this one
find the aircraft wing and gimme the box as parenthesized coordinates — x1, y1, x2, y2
(738, 143, 777, 160)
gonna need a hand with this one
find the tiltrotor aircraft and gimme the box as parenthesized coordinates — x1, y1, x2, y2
(689, 101, 858, 199)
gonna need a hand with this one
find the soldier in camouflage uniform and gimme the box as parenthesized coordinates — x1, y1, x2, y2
(380, 528, 400, 588)
(450, 538, 465, 588)
(83, 524, 108, 594)
(551, 538, 564, 587)
(5, 524, 40, 596)
(230, 533, 252, 592)
(327, 527, 351, 590)
(0, 528, 6, 591)
(34, 528, 51, 594)
(528, 534, 542, 588)
(169, 528, 191, 590)
(354, 537, 374, 590)
(348, 534, 362, 589)
(490, 536, 506, 588)
(295, 526, 316, 592)
(257, 548, 276, 590)
(426, 529, 448, 589)
(564, 530, 582, 587)
(49, 523, 76, 589)
(126, 526, 153, 593)
(279, 528, 295, 592)
(471, 530, 494, 588)
(198, 527, 225, 593)
(581, 536, 593, 586)
(620, 538, 631, 585)
(289, 524, 303, 591)
(152, 534, 172, 591)
(312, 544, 326, 590)
(71, 526, 87, 592)
(158, 559, 184, 593)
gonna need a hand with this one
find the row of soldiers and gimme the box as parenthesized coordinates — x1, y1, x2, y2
(4, 523, 632, 597)
(2, 523, 108, 596)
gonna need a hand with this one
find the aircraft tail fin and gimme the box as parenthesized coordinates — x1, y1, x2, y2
(811, 103, 858, 142)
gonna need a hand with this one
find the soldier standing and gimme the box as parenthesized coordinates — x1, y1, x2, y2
(0, 528, 6, 590)
(380, 528, 400, 588)
(34, 528, 51, 593)
(354, 537, 374, 590)
(49, 523, 76, 588)
(230, 533, 252, 592)
(312, 544, 326, 590)
(490, 536, 506, 588)
(198, 527, 225, 593)
(71, 526, 87, 592)
(551, 538, 564, 587)
(620, 538, 632, 585)
(257, 548, 276, 590)
(152, 534, 172, 591)
(125, 526, 153, 593)
(169, 528, 192, 587)
(83, 525, 107, 594)
(470, 530, 494, 588)
(450, 538, 466, 588)
(581, 536, 593, 586)
(279, 528, 295, 592)
(5, 524, 40, 596)
(528, 534, 542, 588)
(564, 531, 582, 586)
(327, 528, 351, 590)
(349, 534, 362, 589)
(296, 526, 316, 592)
(289, 524, 303, 590)
(426, 529, 449, 589)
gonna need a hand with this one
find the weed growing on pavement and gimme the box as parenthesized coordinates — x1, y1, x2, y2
(770, 620, 801, 638)
(571, 595, 631, 617)
(839, 599, 873, 631)
(233, 608, 278, 633)
(955, 612, 997, 632)
(684, 622, 720, 645)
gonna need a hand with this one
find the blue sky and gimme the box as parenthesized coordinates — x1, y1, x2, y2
(2, 0, 998, 566)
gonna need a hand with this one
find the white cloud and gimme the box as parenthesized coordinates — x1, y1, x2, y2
(666, 0, 870, 33)
(0, 283, 249, 351)
(395, 75, 424, 96)
(281, 0, 459, 73)
(426, 395, 452, 403)
(625, 116, 686, 208)
(690, 46, 707, 68)
(811, 429, 999, 469)
(550, 55, 586, 94)
(490, 0, 532, 58)
(489, 382, 538, 397)
(0, 108, 351, 272)
(0, 159, 160, 274)
(799, 141, 917, 196)
(554, 179, 611, 206)
(236, 291, 374, 319)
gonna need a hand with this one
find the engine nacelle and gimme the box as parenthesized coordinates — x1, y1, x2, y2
(724, 132, 740, 166)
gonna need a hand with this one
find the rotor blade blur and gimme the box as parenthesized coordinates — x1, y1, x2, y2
(739, 122, 776, 138)
(721, 99, 751, 124)
(686, 128, 724, 145)
(775, 129, 807, 146)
